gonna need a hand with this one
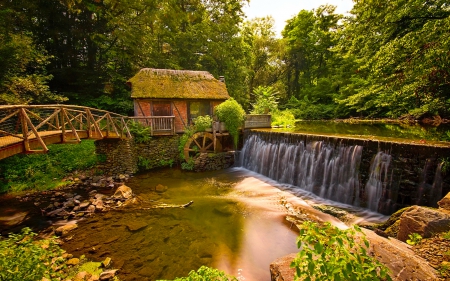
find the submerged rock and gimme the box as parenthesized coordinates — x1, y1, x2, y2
(99, 269, 118, 280)
(55, 223, 78, 236)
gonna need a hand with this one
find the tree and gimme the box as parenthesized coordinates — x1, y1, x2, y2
(281, 5, 342, 119)
(338, 0, 450, 118)
(0, 8, 65, 105)
(241, 17, 284, 103)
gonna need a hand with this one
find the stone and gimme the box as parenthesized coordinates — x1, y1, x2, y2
(126, 221, 148, 232)
(113, 185, 133, 199)
(87, 205, 96, 213)
(155, 184, 168, 193)
(74, 271, 90, 281)
(66, 258, 80, 265)
(99, 269, 118, 281)
(397, 205, 450, 242)
(101, 257, 112, 268)
(80, 202, 90, 209)
(438, 192, 450, 211)
(55, 223, 78, 236)
(270, 253, 296, 281)
(87, 275, 100, 281)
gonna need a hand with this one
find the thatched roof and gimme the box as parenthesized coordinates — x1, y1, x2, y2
(127, 68, 230, 100)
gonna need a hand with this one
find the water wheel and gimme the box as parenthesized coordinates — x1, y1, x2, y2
(184, 132, 222, 161)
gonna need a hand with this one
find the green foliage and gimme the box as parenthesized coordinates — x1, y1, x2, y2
(272, 110, 296, 127)
(181, 159, 195, 171)
(137, 156, 151, 171)
(0, 140, 100, 193)
(250, 86, 279, 114)
(0, 227, 64, 281)
(291, 221, 392, 281)
(193, 115, 213, 132)
(406, 233, 423, 246)
(285, 96, 335, 120)
(215, 98, 246, 147)
(444, 230, 450, 240)
(128, 121, 151, 144)
(159, 159, 174, 168)
(158, 265, 237, 281)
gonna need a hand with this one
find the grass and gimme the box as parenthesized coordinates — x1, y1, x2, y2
(0, 140, 103, 193)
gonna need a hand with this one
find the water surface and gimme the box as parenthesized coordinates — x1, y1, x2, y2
(275, 120, 450, 143)
(60, 168, 300, 281)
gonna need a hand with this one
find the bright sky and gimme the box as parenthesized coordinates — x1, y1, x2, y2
(243, 0, 354, 36)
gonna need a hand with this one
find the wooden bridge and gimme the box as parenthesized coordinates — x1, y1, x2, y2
(0, 105, 133, 160)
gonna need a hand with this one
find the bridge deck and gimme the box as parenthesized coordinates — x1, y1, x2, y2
(0, 105, 131, 160)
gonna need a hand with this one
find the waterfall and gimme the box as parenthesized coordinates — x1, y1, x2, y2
(238, 130, 449, 214)
(365, 152, 391, 212)
(239, 133, 363, 207)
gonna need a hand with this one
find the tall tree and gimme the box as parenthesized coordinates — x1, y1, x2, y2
(242, 16, 284, 103)
(339, 0, 450, 118)
(0, 6, 65, 105)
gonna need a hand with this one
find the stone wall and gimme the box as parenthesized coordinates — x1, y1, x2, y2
(95, 139, 138, 175)
(194, 152, 235, 172)
(95, 135, 235, 174)
(133, 135, 181, 170)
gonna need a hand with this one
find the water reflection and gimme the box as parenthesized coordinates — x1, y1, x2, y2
(61, 168, 300, 281)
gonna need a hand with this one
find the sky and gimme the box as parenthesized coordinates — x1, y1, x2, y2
(243, 0, 354, 36)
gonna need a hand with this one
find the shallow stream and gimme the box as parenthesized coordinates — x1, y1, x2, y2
(57, 167, 386, 281)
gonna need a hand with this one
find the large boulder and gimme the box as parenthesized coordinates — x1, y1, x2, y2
(270, 253, 296, 281)
(397, 205, 450, 242)
(270, 228, 440, 281)
(438, 192, 450, 211)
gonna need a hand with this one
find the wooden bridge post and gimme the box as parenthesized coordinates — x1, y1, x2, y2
(20, 108, 30, 152)
(60, 108, 66, 142)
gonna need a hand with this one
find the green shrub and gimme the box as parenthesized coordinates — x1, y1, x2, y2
(215, 98, 245, 148)
(0, 227, 64, 281)
(272, 110, 296, 127)
(0, 140, 100, 193)
(291, 221, 391, 281)
(406, 233, 422, 245)
(181, 159, 195, 170)
(158, 265, 237, 281)
(193, 115, 213, 132)
(128, 120, 151, 143)
(251, 86, 279, 114)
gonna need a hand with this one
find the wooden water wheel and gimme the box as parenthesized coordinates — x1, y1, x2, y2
(183, 132, 222, 161)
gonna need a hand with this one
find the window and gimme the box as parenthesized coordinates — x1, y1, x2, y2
(189, 101, 211, 123)
(152, 101, 172, 116)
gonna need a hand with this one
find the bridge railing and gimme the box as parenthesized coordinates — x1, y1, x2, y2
(127, 116, 176, 136)
(0, 105, 132, 153)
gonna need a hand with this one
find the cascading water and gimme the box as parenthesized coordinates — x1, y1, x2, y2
(239, 132, 364, 207)
(238, 130, 449, 215)
(365, 152, 391, 212)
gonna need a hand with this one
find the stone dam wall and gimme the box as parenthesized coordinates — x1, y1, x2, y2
(238, 130, 450, 215)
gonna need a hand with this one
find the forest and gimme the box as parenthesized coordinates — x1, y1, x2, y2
(0, 0, 449, 120)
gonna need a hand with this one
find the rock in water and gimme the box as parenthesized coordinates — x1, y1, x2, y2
(113, 185, 133, 199)
(99, 269, 118, 280)
(55, 223, 78, 236)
